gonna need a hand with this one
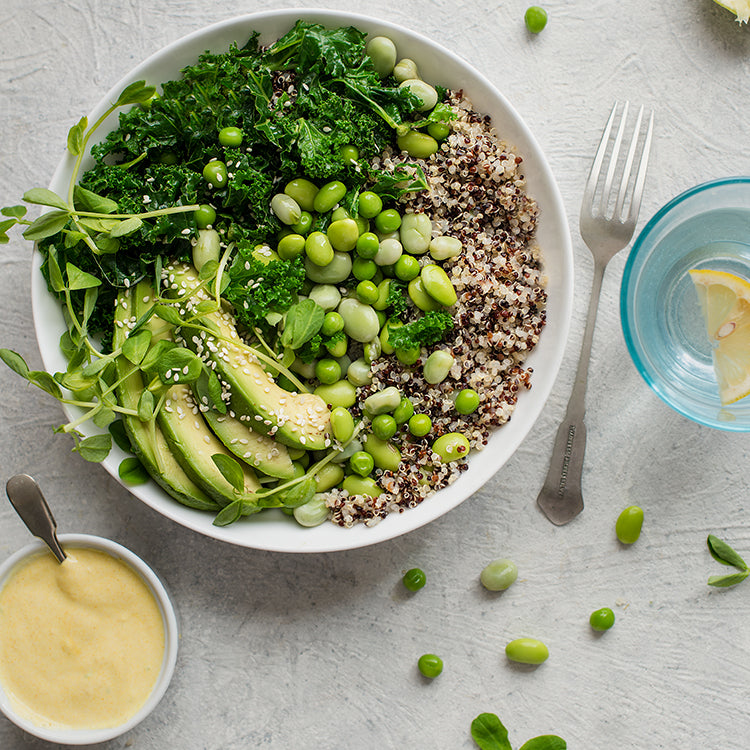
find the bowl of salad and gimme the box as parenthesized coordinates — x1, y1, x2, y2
(13, 9, 573, 552)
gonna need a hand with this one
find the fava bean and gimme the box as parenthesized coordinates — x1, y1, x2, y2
(327, 218, 359, 252)
(423, 350, 454, 384)
(314, 380, 357, 408)
(331, 438, 363, 464)
(373, 279, 392, 311)
(202, 160, 228, 188)
(590, 607, 615, 632)
(393, 57, 419, 82)
(218, 126, 243, 146)
(338, 298, 380, 342)
(342, 474, 382, 498)
(455, 388, 480, 414)
(315, 358, 341, 385)
(305, 231, 335, 267)
(429, 235, 462, 261)
(349, 451, 375, 477)
(314, 463, 345, 493)
(421, 264, 457, 306)
(399, 79, 438, 112)
(366, 36, 397, 77)
(379, 320, 402, 355)
(313, 180, 347, 213)
(330, 406, 355, 444)
(192, 228, 220, 271)
(308, 284, 341, 312)
(271, 193, 302, 225)
(375, 209, 402, 233)
(305, 252, 352, 284)
(616, 505, 644, 544)
(363, 336, 381, 364)
(371, 414, 398, 441)
(374, 238, 403, 266)
(393, 397, 414, 425)
(480, 558, 518, 591)
(194, 204, 216, 229)
(347, 358, 373, 387)
(431, 432, 470, 462)
(285, 177, 319, 212)
(363, 386, 402, 415)
(396, 131, 439, 159)
(505, 638, 549, 665)
(291, 358, 316, 379)
(293, 493, 330, 527)
(408, 277, 441, 312)
(363, 435, 402, 472)
(408, 413, 432, 437)
(358, 191, 384, 219)
(277, 233, 306, 260)
(400, 212, 432, 255)
(322, 311, 344, 336)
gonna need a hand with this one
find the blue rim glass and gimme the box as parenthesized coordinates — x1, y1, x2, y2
(620, 176, 750, 431)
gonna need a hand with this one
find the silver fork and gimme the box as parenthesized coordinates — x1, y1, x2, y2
(536, 101, 654, 526)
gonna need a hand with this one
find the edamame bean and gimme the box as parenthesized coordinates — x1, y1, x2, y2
(423, 350, 454, 384)
(314, 463, 345, 493)
(393, 58, 419, 82)
(429, 235, 463, 261)
(291, 211, 313, 236)
(338, 298, 380, 343)
(408, 277, 441, 311)
(616, 505, 644, 544)
(352, 257, 377, 281)
(421, 264, 457, 306)
(194, 204, 216, 229)
(313, 180, 347, 213)
(454, 388, 480, 415)
(305, 231, 335, 267)
(308, 284, 341, 311)
(342, 474, 382, 498)
(271, 193, 302, 226)
(314, 380, 357, 408)
(305, 252, 352, 284)
(374, 238, 403, 266)
(590, 607, 615, 632)
(277, 233, 306, 260)
(315, 358, 341, 385)
(321, 311, 345, 336)
(400, 212, 432, 255)
(417, 654, 443, 678)
(373, 280, 392, 311)
(363, 386, 402, 415)
(366, 36, 397, 77)
(427, 121, 451, 141)
(358, 191, 383, 219)
(192, 228, 220, 271)
(379, 320, 402, 355)
(399, 79, 438, 112)
(356, 231, 380, 259)
(218, 126, 243, 146)
(431, 432, 470, 462)
(359, 436, 400, 474)
(408, 413, 432, 437)
(402, 567, 426, 592)
(202, 160, 228, 188)
(327, 218, 359, 252)
(363, 336, 381, 364)
(480, 559, 518, 591)
(393, 397, 414, 424)
(284, 177, 319, 212)
(375, 209, 402, 233)
(340, 144, 359, 164)
(330, 406, 355, 444)
(347, 358, 373, 386)
(349, 451, 375, 477)
(293, 493, 330, 527)
(396, 131, 439, 159)
(505, 638, 549, 665)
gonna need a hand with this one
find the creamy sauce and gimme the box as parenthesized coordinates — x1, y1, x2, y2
(0, 547, 165, 729)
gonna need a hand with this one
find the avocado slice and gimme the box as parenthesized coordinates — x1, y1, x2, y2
(164, 262, 331, 451)
(113, 287, 218, 511)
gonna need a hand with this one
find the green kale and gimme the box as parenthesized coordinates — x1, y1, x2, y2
(388, 310, 454, 350)
(385, 280, 410, 320)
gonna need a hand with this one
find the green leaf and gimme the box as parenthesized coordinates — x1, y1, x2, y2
(198, 260, 219, 281)
(140, 339, 176, 376)
(470, 713, 512, 750)
(0, 348, 30, 379)
(519, 736, 567, 750)
(82, 286, 99, 329)
(73, 185, 118, 214)
(212, 499, 243, 527)
(276, 476, 316, 508)
(122, 329, 152, 365)
(75, 433, 112, 462)
(67, 116, 88, 156)
(109, 216, 143, 238)
(118, 456, 149, 485)
(207, 369, 226, 414)
(155, 347, 202, 384)
(47, 249, 65, 292)
(109, 420, 131, 452)
(115, 80, 157, 107)
(78, 216, 120, 233)
(64, 229, 89, 249)
(212, 453, 245, 493)
(81, 356, 113, 378)
(93, 406, 116, 428)
(0, 218, 16, 235)
(708, 570, 750, 588)
(27, 370, 63, 399)
(1, 205, 26, 218)
(66, 263, 102, 291)
(281, 298, 325, 349)
(93, 235, 120, 255)
(22, 188, 69, 210)
(137, 390, 155, 422)
(707, 534, 748, 571)
(57, 369, 97, 392)
(22, 210, 70, 241)
(154, 304, 184, 326)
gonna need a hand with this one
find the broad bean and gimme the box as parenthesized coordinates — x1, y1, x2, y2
(393, 58, 419, 82)
(366, 36, 397, 77)
(347, 358, 373, 386)
(308, 284, 341, 311)
(407, 277, 441, 312)
(192, 228, 220, 271)
(421, 264, 458, 306)
(271, 193, 302, 225)
(429, 235, 463, 260)
(374, 238, 404, 266)
(396, 131, 439, 159)
(293, 493, 330, 527)
(363, 386, 402, 415)
(399, 79, 438, 111)
(431, 432, 470, 462)
(338, 298, 380, 343)
(423, 350, 454, 384)
(400, 212, 432, 254)
(314, 380, 357, 408)
(305, 252, 352, 284)
(314, 463, 345, 493)
(342, 474, 382, 499)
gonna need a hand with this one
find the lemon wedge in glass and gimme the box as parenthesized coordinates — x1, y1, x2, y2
(690, 269, 750, 405)
(713, 0, 749, 23)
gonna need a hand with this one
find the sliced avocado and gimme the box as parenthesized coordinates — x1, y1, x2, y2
(113, 287, 218, 511)
(164, 262, 331, 451)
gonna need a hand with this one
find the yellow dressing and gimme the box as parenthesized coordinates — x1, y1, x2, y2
(0, 547, 165, 730)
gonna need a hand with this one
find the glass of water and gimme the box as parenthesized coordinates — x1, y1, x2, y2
(620, 177, 750, 431)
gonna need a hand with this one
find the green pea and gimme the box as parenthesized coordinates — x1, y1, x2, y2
(305, 252, 352, 284)
(396, 346, 421, 366)
(480, 559, 518, 591)
(358, 191, 384, 219)
(202, 160, 228, 188)
(616, 505, 644, 544)
(396, 131, 439, 159)
(408, 277, 441, 312)
(351, 257, 377, 281)
(398, 79, 438, 112)
(505, 638, 549, 665)
(423, 350, 454, 385)
(393, 58, 419, 82)
(277, 233, 306, 260)
(408, 413, 432, 437)
(402, 567, 426, 591)
(218, 125, 243, 146)
(325, 335, 348, 358)
(305, 231, 335, 267)
(356, 231, 380, 259)
(366, 36, 397, 78)
(194, 204, 216, 229)
(347, 358, 373, 387)
(315, 358, 341, 385)
(308, 284, 341, 312)
(429, 235, 462, 260)
(363, 434, 401, 472)
(293, 493, 329, 527)
(374, 238, 403, 266)
(363, 386, 402, 416)
(159, 150, 178, 165)
(338, 298, 380, 343)
(284, 177, 319, 212)
(313, 180, 347, 213)
(349, 451, 375, 477)
(375, 209, 402, 233)
(314, 463, 345, 493)
(393, 397, 414, 425)
(314, 380, 357, 408)
(321, 311, 345, 336)
(192, 229, 220, 272)
(421, 264, 457, 306)
(525, 5, 548, 33)
(291, 211, 313, 236)
(417, 654, 443, 678)
(339, 144, 359, 164)
(431, 432, 470, 463)
(590, 607, 615, 632)
(455, 388, 480, 414)
(330, 406, 355, 444)
(395, 254, 420, 281)
(341, 474, 382, 498)
(354, 280, 378, 305)
(327, 218, 359, 252)
(371, 414, 398, 441)
(427, 121, 451, 141)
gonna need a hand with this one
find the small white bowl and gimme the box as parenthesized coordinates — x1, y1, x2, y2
(0, 534, 178, 745)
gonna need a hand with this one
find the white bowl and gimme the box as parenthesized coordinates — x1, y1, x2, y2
(0, 534, 179, 745)
(31, 10, 574, 552)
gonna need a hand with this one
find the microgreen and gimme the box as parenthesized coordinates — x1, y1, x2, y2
(470, 714, 566, 750)
(707, 534, 750, 587)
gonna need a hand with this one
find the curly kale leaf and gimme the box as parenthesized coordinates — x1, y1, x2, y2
(388, 310, 454, 350)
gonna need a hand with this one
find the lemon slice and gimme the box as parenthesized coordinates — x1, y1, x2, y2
(713, 0, 749, 23)
(690, 269, 750, 405)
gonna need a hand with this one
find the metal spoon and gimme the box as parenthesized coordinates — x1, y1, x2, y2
(6, 474, 66, 563)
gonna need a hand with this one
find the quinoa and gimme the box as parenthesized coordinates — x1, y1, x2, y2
(325, 90, 547, 527)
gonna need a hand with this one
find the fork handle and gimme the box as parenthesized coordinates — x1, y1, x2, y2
(536, 260, 606, 525)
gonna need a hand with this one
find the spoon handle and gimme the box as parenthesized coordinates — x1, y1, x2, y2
(6, 474, 66, 563)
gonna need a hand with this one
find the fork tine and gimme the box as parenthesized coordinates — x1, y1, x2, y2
(581, 101, 618, 212)
(598, 101, 629, 216)
(626, 109, 654, 223)
(613, 104, 643, 221)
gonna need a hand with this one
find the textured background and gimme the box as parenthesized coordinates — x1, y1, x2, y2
(1, 1, 749, 748)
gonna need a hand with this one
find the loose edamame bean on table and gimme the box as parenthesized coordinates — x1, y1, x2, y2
(589, 607, 615, 632)
(616, 505, 644, 544)
(480, 558, 518, 591)
(402, 567, 426, 591)
(505, 638, 549, 665)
